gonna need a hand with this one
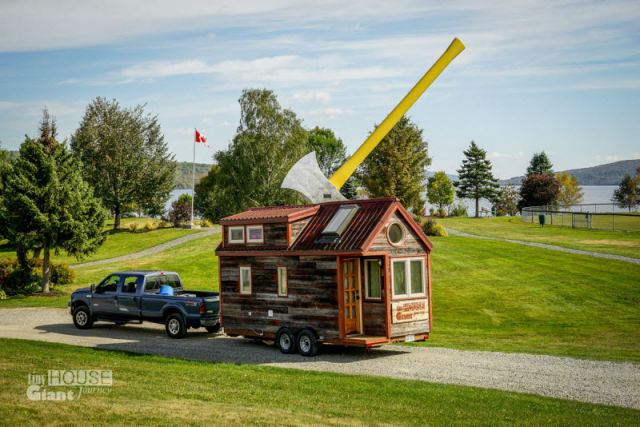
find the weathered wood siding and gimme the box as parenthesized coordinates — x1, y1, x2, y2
(290, 217, 311, 244)
(220, 255, 339, 338)
(390, 319, 430, 337)
(362, 301, 386, 336)
(223, 223, 288, 247)
(369, 212, 428, 256)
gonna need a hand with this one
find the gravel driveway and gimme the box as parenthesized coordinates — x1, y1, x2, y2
(1, 308, 638, 410)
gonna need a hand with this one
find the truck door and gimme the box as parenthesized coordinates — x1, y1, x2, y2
(91, 274, 121, 318)
(117, 275, 142, 320)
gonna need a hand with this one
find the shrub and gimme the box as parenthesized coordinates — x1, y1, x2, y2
(143, 222, 154, 232)
(159, 220, 172, 228)
(168, 194, 192, 227)
(200, 219, 213, 228)
(51, 263, 75, 285)
(0, 289, 6, 300)
(450, 204, 468, 217)
(129, 222, 139, 232)
(422, 219, 448, 237)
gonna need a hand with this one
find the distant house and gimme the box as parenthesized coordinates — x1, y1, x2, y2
(215, 197, 433, 356)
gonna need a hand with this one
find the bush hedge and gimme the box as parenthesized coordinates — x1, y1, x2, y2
(0, 258, 75, 296)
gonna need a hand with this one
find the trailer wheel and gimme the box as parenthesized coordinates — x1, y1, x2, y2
(276, 328, 296, 354)
(73, 306, 93, 329)
(297, 329, 318, 357)
(165, 313, 187, 339)
(205, 323, 221, 333)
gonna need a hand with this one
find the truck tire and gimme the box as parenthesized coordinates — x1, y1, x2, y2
(73, 306, 93, 329)
(205, 323, 221, 333)
(297, 329, 318, 357)
(165, 313, 187, 339)
(276, 328, 297, 354)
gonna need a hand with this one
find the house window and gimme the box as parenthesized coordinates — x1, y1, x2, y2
(229, 226, 245, 244)
(239, 266, 252, 295)
(277, 266, 288, 297)
(387, 222, 405, 246)
(364, 259, 381, 299)
(391, 257, 425, 298)
(247, 225, 264, 243)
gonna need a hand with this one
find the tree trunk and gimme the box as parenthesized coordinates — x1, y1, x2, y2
(475, 198, 480, 218)
(42, 246, 51, 294)
(114, 204, 121, 230)
(33, 247, 41, 260)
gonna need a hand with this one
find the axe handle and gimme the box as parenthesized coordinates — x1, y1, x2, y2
(329, 37, 465, 190)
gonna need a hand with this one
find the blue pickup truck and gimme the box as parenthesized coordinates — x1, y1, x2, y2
(69, 270, 220, 338)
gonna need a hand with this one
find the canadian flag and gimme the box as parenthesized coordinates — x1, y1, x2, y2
(195, 129, 209, 147)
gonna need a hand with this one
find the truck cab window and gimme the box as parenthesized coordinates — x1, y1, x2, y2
(97, 275, 120, 293)
(121, 276, 139, 293)
(145, 277, 160, 293)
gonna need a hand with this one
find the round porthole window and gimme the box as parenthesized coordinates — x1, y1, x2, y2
(387, 222, 405, 245)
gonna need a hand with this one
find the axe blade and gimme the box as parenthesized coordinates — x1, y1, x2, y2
(281, 152, 346, 204)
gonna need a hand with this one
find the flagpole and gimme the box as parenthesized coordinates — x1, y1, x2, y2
(191, 128, 196, 227)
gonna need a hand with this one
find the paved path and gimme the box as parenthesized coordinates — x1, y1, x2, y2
(446, 228, 640, 265)
(71, 227, 220, 269)
(1, 308, 638, 410)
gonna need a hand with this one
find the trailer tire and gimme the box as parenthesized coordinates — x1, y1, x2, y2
(276, 328, 297, 354)
(205, 323, 221, 333)
(73, 306, 93, 329)
(165, 313, 187, 339)
(297, 329, 318, 357)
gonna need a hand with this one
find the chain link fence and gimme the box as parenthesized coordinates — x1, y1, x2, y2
(522, 204, 640, 232)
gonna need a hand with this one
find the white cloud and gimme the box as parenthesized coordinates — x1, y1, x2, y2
(605, 155, 621, 162)
(592, 154, 602, 162)
(631, 153, 640, 160)
(306, 107, 356, 120)
(291, 90, 332, 104)
(0, 101, 19, 110)
(219, 121, 232, 127)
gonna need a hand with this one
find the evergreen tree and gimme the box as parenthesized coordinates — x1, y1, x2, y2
(209, 89, 309, 219)
(359, 116, 431, 213)
(0, 111, 106, 293)
(612, 174, 639, 211)
(526, 152, 553, 176)
(71, 98, 176, 229)
(427, 171, 455, 211)
(455, 141, 499, 218)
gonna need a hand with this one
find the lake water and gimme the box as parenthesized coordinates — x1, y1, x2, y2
(168, 186, 620, 218)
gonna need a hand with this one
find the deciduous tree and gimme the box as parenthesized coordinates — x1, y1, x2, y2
(71, 98, 176, 229)
(359, 116, 431, 213)
(307, 126, 357, 199)
(455, 141, 499, 218)
(0, 111, 106, 293)
(518, 174, 560, 210)
(168, 194, 192, 226)
(556, 171, 583, 206)
(209, 89, 309, 219)
(612, 174, 639, 211)
(427, 171, 454, 211)
(493, 185, 519, 216)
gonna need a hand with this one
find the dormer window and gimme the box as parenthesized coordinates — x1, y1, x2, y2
(247, 225, 264, 243)
(228, 226, 245, 244)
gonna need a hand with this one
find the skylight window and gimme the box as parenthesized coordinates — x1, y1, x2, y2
(322, 204, 359, 237)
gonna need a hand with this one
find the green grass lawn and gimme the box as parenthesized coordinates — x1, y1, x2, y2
(438, 216, 640, 258)
(411, 235, 640, 363)
(0, 232, 222, 308)
(1, 339, 636, 425)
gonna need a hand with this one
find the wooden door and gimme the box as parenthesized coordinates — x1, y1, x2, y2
(342, 259, 360, 334)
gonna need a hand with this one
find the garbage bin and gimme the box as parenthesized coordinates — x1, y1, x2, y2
(538, 214, 546, 226)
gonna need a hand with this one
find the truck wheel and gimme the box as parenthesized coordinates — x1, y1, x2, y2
(205, 323, 221, 333)
(165, 313, 187, 339)
(297, 329, 318, 357)
(276, 328, 296, 354)
(73, 306, 93, 329)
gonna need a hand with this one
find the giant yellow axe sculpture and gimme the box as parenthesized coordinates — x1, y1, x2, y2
(281, 37, 465, 203)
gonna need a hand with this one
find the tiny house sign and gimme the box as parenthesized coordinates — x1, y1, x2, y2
(392, 300, 429, 323)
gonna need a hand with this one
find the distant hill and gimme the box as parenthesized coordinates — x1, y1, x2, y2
(175, 162, 212, 189)
(426, 171, 458, 182)
(500, 159, 640, 186)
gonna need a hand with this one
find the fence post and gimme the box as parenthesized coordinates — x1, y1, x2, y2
(612, 213, 615, 231)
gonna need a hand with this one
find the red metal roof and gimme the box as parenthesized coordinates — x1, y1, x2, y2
(291, 198, 396, 251)
(219, 205, 319, 224)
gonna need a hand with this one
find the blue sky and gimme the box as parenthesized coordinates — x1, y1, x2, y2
(0, 0, 639, 179)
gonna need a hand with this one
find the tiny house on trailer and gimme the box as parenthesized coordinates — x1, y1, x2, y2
(215, 197, 433, 356)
